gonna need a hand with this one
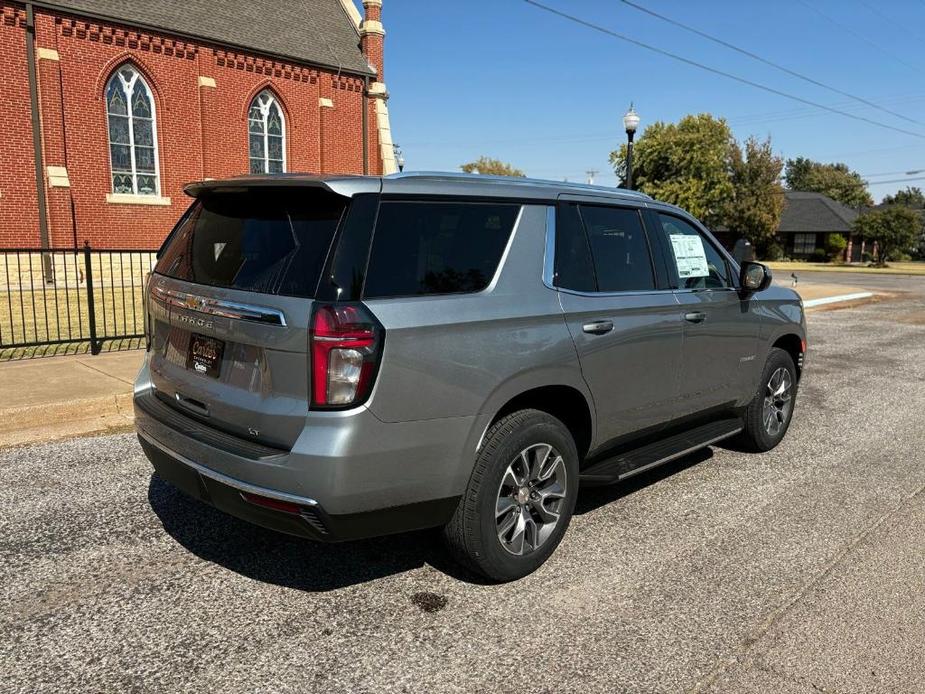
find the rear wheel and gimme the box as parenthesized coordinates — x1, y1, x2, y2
(443, 409, 579, 582)
(737, 347, 798, 452)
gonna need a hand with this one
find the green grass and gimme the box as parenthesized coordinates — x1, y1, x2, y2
(0, 286, 145, 360)
(764, 260, 925, 276)
(0, 250, 153, 359)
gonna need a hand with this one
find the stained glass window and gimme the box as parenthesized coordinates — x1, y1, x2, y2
(248, 90, 286, 174)
(106, 65, 159, 196)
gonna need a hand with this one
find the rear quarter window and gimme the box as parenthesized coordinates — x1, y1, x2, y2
(362, 201, 520, 299)
(155, 189, 345, 297)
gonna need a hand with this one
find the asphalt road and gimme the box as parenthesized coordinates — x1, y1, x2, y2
(3, 272, 924, 693)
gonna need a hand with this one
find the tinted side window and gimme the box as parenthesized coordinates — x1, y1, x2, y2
(657, 214, 731, 289)
(555, 202, 596, 292)
(363, 201, 519, 298)
(155, 190, 345, 297)
(578, 205, 655, 292)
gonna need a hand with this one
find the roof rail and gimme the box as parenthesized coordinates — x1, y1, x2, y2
(384, 171, 652, 200)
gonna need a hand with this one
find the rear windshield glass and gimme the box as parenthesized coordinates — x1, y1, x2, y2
(363, 201, 520, 299)
(155, 189, 345, 297)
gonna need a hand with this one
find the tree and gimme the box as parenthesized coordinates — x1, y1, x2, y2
(881, 186, 925, 208)
(460, 156, 525, 177)
(784, 157, 873, 208)
(852, 206, 920, 266)
(610, 114, 734, 227)
(724, 136, 785, 256)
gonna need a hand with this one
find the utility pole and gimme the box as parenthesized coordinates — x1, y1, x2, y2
(585, 169, 598, 185)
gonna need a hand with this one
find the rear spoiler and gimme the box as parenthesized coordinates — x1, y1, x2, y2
(183, 175, 381, 199)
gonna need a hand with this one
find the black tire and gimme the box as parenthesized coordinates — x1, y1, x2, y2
(736, 347, 798, 452)
(443, 409, 579, 582)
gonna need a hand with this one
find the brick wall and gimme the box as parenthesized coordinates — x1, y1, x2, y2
(0, 3, 40, 248)
(0, 1, 379, 250)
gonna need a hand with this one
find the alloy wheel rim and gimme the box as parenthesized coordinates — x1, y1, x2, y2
(495, 443, 567, 556)
(762, 367, 793, 437)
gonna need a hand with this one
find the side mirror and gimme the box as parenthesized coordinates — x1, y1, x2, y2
(740, 261, 772, 293)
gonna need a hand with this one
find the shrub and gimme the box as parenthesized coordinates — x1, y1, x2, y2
(825, 233, 847, 261)
(764, 242, 785, 261)
(809, 248, 828, 263)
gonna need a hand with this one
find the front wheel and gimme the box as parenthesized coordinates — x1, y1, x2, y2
(442, 409, 579, 582)
(736, 347, 798, 452)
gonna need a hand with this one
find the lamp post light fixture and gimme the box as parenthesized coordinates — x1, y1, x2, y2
(623, 103, 640, 190)
(393, 144, 405, 172)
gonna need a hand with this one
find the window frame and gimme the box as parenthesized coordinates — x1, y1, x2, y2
(551, 201, 597, 293)
(248, 90, 287, 174)
(792, 233, 817, 256)
(650, 210, 740, 291)
(105, 64, 161, 196)
(548, 201, 665, 296)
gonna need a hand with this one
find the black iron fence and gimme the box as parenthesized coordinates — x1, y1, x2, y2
(0, 244, 158, 359)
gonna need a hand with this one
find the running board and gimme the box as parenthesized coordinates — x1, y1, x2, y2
(579, 418, 743, 486)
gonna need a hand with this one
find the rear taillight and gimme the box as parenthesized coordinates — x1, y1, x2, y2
(310, 303, 383, 409)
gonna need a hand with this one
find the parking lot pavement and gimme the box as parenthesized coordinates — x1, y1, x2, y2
(2, 273, 924, 693)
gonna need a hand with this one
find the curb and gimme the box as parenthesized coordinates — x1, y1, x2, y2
(804, 291, 875, 308)
(0, 392, 134, 449)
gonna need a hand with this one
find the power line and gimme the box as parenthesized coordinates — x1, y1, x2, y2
(858, 1, 925, 44)
(791, 0, 922, 75)
(401, 93, 925, 149)
(619, 0, 920, 125)
(523, 0, 925, 141)
(865, 175, 925, 187)
(859, 168, 925, 178)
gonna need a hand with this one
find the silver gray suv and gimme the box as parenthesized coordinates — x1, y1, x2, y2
(134, 172, 806, 581)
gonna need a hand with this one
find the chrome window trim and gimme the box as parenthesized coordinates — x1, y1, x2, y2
(543, 205, 556, 289)
(150, 285, 288, 326)
(672, 287, 739, 295)
(556, 287, 679, 299)
(484, 204, 524, 292)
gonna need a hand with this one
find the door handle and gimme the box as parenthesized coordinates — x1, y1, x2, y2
(684, 312, 707, 324)
(582, 320, 614, 335)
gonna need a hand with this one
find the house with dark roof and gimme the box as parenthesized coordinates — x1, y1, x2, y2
(777, 191, 865, 261)
(0, 0, 396, 249)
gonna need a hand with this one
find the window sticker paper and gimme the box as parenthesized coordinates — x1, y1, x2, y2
(669, 234, 710, 279)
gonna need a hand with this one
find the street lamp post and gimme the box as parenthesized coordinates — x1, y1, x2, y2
(393, 144, 405, 172)
(623, 103, 640, 190)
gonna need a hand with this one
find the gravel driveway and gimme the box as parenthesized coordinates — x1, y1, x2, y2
(2, 273, 924, 693)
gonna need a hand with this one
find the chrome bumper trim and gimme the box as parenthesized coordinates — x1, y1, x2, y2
(138, 429, 318, 507)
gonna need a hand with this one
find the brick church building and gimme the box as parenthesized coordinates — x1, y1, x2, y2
(0, 0, 396, 250)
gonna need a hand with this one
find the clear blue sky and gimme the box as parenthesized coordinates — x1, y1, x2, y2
(376, 0, 925, 202)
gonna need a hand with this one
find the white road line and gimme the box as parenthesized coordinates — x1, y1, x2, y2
(803, 291, 874, 308)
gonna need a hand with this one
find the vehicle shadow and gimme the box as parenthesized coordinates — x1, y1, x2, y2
(148, 448, 715, 591)
(146, 474, 491, 591)
(574, 447, 713, 516)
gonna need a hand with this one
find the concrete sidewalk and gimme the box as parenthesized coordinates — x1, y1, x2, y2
(0, 350, 143, 448)
(0, 278, 888, 449)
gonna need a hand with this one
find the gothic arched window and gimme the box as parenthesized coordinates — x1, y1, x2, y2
(248, 90, 286, 174)
(106, 65, 160, 195)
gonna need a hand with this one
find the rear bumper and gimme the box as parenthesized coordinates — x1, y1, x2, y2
(134, 362, 476, 542)
(138, 432, 458, 541)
